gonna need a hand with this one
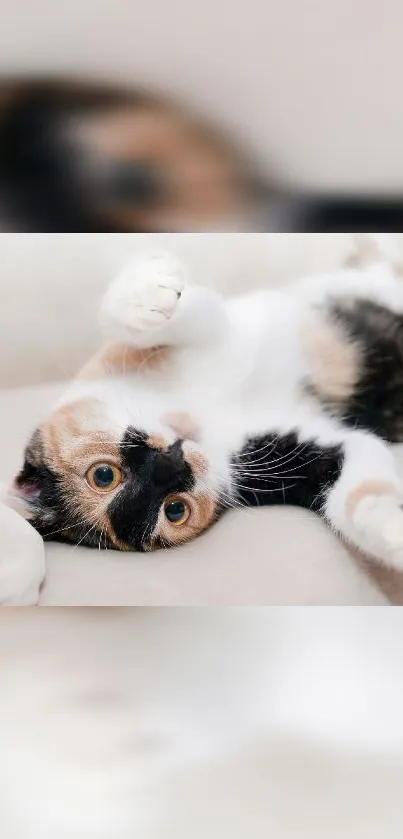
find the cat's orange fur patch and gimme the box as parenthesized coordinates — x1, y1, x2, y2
(30, 395, 133, 550)
(184, 451, 208, 476)
(36, 398, 126, 545)
(76, 342, 170, 380)
(301, 316, 362, 404)
(346, 481, 401, 518)
(41, 398, 116, 472)
(147, 434, 168, 450)
(162, 411, 200, 441)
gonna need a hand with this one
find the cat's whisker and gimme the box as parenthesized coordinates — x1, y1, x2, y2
(42, 498, 108, 546)
(233, 481, 299, 497)
(237, 440, 310, 470)
(232, 464, 307, 479)
(139, 513, 156, 548)
(232, 443, 317, 480)
(194, 474, 248, 512)
(72, 501, 111, 550)
(234, 434, 280, 461)
(232, 450, 331, 488)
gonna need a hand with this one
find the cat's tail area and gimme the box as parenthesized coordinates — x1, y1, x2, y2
(347, 233, 403, 271)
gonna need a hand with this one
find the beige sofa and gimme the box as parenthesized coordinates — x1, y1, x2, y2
(2, 233, 403, 605)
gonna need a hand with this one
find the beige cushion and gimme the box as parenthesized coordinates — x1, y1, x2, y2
(0, 382, 390, 605)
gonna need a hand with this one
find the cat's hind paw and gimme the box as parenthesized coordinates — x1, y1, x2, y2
(352, 492, 403, 571)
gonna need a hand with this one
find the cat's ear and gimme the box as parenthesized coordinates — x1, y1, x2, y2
(10, 472, 42, 518)
(10, 429, 59, 525)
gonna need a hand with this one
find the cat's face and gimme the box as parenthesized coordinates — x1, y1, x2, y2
(11, 397, 225, 551)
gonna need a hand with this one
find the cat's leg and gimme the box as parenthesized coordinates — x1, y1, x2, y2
(252, 417, 403, 570)
(99, 251, 228, 350)
(0, 492, 46, 605)
(322, 429, 403, 570)
(289, 262, 403, 314)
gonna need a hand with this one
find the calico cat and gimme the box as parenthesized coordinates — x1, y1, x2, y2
(11, 238, 403, 573)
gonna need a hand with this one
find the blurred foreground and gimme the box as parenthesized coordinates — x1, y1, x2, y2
(2, 78, 403, 232)
(0, 79, 258, 232)
(1, 609, 403, 837)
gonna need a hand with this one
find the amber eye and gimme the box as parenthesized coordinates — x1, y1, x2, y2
(86, 463, 122, 493)
(164, 496, 191, 526)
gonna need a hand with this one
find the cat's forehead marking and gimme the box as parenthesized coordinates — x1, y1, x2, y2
(162, 411, 200, 442)
(147, 434, 169, 450)
(41, 397, 120, 472)
(183, 450, 208, 477)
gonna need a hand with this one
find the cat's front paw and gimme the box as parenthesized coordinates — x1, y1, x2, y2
(102, 251, 185, 333)
(353, 493, 403, 571)
(0, 503, 45, 606)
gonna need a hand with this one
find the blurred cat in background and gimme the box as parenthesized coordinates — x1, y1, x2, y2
(0, 79, 258, 232)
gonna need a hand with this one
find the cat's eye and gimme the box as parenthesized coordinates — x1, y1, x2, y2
(164, 496, 191, 526)
(86, 463, 122, 493)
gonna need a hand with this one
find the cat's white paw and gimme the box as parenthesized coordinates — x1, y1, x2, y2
(379, 507, 403, 569)
(0, 576, 42, 606)
(353, 494, 403, 570)
(0, 504, 46, 606)
(0, 548, 44, 604)
(103, 251, 185, 333)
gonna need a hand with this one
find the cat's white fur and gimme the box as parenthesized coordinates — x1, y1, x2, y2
(0, 483, 45, 605)
(5, 235, 403, 603)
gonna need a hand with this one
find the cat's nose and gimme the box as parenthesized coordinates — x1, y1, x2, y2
(152, 441, 185, 485)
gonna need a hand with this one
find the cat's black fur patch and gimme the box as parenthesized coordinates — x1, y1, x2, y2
(231, 432, 344, 513)
(329, 300, 403, 442)
(108, 426, 195, 550)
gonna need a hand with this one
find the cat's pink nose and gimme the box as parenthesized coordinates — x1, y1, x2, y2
(162, 411, 200, 442)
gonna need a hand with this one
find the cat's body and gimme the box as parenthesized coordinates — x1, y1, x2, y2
(9, 239, 403, 602)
